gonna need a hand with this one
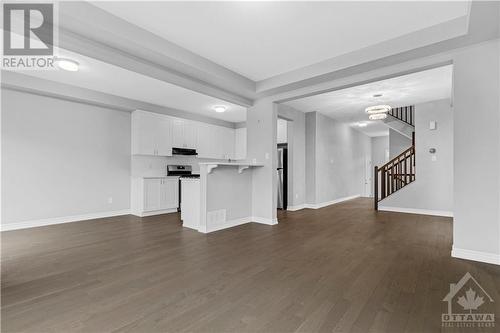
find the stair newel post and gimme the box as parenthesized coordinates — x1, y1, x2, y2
(374, 166, 378, 210)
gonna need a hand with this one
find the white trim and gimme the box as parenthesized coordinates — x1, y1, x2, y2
(287, 204, 307, 211)
(306, 195, 360, 209)
(133, 208, 178, 217)
(1, 209, 131, 232)
(252, 216, 279, 225)
(378, 206, 453, 217)
(201, 216, 252, 233)
(452, 247, 500, 266)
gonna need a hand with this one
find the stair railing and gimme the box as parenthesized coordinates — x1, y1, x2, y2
(388, 105, 415, 126)
(374, 137, 415, 210)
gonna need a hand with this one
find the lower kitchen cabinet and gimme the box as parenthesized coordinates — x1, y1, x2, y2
(131, 177, 179, 217)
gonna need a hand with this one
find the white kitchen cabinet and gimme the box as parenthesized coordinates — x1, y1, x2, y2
(132, 110, 172, 156)
(196, 123, 215, 158)
(161, 177, 179, 209)
(132, 177, 179, 217)
(172, 118, 197, 149)
(234, 127, 247, 160)
(143, 178, 161, 211)
(220, 127, 235, 159)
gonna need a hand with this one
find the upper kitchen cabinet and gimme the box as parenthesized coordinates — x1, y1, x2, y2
(132, 110, 172, 156)
(220, 126, 235, 160)
(172, 118, 197, 149)
(197, 123, 235, 159)
(197, 123, 216, 159)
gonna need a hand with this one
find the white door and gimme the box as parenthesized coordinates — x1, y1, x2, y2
(364, 157, 372, 197)
(144, 178, 161, 211)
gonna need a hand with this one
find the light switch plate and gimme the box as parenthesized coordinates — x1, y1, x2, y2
(429, 121, 437, 130)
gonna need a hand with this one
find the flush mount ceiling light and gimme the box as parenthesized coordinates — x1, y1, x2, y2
(357, 122, 368, 128)
(369, 113, 388, 120)
(213, 105, 227, 113)
(365, 104, 391, 114)
(54, 58, 79, 72)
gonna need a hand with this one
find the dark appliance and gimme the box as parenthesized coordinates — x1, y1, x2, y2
(277, 143, 288, 210)
(172, 147, 197, 155)
(166, 165, 200, 212)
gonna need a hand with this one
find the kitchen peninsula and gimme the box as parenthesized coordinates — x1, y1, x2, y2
(181, 162, 265, 233)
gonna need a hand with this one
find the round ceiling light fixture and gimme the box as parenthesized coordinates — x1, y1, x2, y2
(369, 113, 388, 120)
(54, 58, 79, 72)
(213, 105, 227, 113)
(365, 104, 391, 114)
(357, 122, 368, 128)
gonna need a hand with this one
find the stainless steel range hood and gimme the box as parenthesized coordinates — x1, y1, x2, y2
(172, 147, 197, 155)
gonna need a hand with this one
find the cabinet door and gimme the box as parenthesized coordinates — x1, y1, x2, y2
(184, 121, 198, 149)
(196, 123, 211, 158)
(221, 127, 235, 159)
(171, 119, 185, 148)
(144, 178, 161, 211)
(161, 178, 179, 209)
(156, 116, 172, 156)
(133, 112, 156, 155)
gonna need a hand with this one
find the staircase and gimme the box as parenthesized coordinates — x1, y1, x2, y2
(374, 105, 416, 210)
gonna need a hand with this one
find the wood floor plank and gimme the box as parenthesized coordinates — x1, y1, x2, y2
(2, 198, 499, 332)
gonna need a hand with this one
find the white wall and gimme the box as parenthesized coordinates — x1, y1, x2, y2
(277, 118, 288, 144)
(380, 99, 453, 214)
(389, 128, 412, 158)
(372, 135, 389, 168)
(1, 89, 131, 226)
(306, 112, 371, 205)
(452, 40, 500, 261)
(247, 99, 277, 224)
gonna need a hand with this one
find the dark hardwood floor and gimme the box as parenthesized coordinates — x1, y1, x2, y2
(2, 198, 499, 332)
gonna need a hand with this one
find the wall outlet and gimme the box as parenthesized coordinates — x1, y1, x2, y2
(265, 152, 270, 160)
(295, 193, 299, 199)
(107, 197, 113, 204)
(431, 155, 437, 162)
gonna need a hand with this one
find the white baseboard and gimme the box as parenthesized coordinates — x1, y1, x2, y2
(306, 195, 360, 209)
(1, 209, 131, 232)
(452, 246, 500, 265)
(133, 208, 178, 217)
(378, 206, 453, 217)
(252, 216, 278, 225)
(202, 216, 252, 233)
(287, 204, 307, 211)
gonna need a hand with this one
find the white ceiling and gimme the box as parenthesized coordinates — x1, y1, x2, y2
(92, 1, 469, 81)
(16, 49, 247, 123)
(284, 65, 453, 137)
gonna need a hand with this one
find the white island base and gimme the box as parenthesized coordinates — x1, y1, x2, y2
(181, 162, 275, 233)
